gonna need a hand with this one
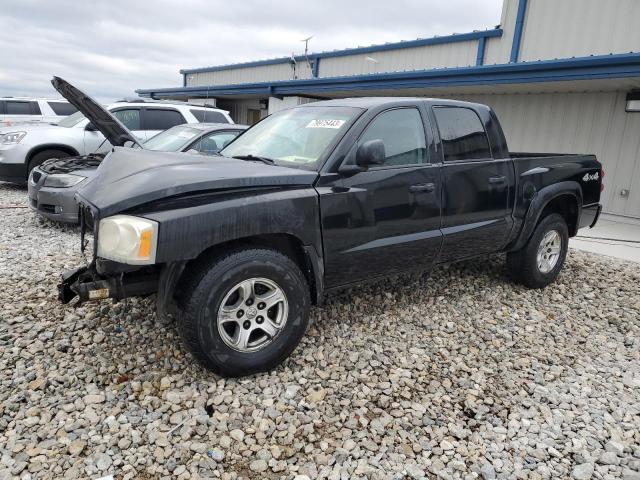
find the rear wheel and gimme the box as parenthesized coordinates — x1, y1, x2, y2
(179, 248, 310, 377)
(507, 213, 569, 288)
(28, 149, 71, 177)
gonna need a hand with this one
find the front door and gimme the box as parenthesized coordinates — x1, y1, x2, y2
(431, 106, 512, 262)
(318, 107, 442, 287)
(83, 107, 143, 153)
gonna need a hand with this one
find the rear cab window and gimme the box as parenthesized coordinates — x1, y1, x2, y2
(190, 109, 229, 123)
(143, 108, 186, 130)
(432, 106, 491, 161)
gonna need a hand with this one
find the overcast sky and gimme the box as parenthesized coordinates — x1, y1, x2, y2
(1, 0, 503, 102)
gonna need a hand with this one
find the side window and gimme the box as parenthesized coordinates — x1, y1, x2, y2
(112, 109, 141, 130)
(192, 131, 240, 154)
(359, 108, 427, 167)
(433, 106, 491, 161)
(144, 109, 186, 130)
(190, 109, 229, 123)
(48, 102, 77, 116)
(6, 101, 36, 115)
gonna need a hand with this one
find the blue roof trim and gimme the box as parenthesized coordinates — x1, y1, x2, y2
(179, 29, 503, 75)
(137, 53, 640, 98)
(510, 0, 529, 62)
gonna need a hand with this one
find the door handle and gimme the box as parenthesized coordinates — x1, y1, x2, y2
(409, 183, 435, 193)
(488, 175, 507, 184)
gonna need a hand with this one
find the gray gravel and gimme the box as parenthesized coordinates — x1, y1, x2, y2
(0, 183, 639, 480)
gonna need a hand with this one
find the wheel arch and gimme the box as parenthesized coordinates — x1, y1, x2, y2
(172, 233, 323, 307)
(27, 144, 80, 166)
(510, 181, 582, 251)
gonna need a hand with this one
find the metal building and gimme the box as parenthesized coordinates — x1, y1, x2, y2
(138, 0, 640, 219)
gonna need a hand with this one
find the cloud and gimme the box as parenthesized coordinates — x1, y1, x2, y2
(0, 0, 503, 101)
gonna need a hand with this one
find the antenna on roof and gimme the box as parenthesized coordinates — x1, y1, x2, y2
(289, 52, 297, 79)
(301, 35, 314, 75)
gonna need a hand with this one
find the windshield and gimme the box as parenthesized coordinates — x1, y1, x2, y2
(144, 125, 202, 151)
(220, 106, 360, 170)
(57, 111, 86, 127)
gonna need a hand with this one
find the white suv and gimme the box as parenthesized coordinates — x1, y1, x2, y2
(0, 97, 78, 127)
(0, 99, 233, 184)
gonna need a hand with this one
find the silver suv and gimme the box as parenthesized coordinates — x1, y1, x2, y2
(0, 98, 233, 184)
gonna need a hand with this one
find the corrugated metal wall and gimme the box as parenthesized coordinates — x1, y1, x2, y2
(187, 62, 313, 87)
(484, 0, 519, 65)
(318, 41, 479, 77)
(519, 0, 640, 61)
(447, 91, 640, 218)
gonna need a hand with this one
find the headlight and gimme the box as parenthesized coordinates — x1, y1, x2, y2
(97, 215, 158, 265)
(43, 173, 86, 188)
(0, 131, 27, 144)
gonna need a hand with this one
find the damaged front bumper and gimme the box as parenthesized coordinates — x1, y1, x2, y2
(58, 261, 159, 304)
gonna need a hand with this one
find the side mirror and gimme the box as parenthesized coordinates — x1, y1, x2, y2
(85, 122, 97, 132)
(356, 139, 385, 167)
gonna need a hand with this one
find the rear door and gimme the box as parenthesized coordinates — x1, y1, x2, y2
(431, 105, 512, 262)
(318, 106, 442, 287)
(142, 108, 187, 139)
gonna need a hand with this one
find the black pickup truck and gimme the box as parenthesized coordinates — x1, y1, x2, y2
(59, 95, 602, 377)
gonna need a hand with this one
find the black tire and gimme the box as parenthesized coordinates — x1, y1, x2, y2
(180, 248, 310, 377)
(28, 149, 71, 176)
(507, 213, 569, 289)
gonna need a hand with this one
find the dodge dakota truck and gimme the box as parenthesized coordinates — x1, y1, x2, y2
(59, 88, 603, 377)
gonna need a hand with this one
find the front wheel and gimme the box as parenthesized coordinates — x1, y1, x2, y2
(507, 213, 569, 288)
(179, 248, 310, 377)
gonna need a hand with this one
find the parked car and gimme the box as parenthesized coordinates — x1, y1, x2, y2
(0, 88, 233, 185)
(60, 96, 603, 377)
(0, 97, 78, 128)
(29, 122, 247, 223)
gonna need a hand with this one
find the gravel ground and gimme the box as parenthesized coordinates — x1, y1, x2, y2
(0, 183, 639, 480)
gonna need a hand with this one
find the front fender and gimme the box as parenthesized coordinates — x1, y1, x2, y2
(141, 187, 322, 264)
(509, 181, 582, 251)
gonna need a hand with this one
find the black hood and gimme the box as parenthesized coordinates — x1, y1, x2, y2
(77, 148, 318, 218)
(51, 76, 142, 148)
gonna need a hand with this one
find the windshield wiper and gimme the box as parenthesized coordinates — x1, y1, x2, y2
(232, 154, 276, 165)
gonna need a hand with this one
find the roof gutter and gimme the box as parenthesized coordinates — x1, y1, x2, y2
(137, 53, 640, 99)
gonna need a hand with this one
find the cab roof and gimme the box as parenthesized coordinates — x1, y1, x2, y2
(296, 96, 488, 111)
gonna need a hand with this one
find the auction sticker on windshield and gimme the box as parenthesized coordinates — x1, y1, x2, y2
(306, 119, 345, 129)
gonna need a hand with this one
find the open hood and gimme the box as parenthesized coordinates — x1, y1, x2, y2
(51, 76, 142, 148)
(77, 148, 318, 218)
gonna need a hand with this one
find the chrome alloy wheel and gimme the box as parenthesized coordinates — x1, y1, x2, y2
(216, 278, 289, 352)
(536, 230, 562, 274)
